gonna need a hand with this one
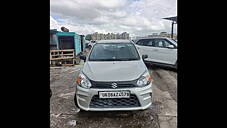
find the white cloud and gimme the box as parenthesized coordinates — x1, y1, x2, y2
(50, 0, 177, 36)
(50, 16, 109, 34)
(50, 16, 61, 30)
(96, 0, 128, 9)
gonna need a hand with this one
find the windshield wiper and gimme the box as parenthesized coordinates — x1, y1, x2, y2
(89, 58, 139, 61)
(115, 58, 139, 61)
(89, 59, 118, 61)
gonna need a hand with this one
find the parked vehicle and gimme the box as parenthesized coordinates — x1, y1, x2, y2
(134, 37, 177, 69)
(74, 40, 153, 111)
(88, 40, 96, 48)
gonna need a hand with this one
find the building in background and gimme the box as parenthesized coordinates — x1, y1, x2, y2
(147, 32, 177, 40)
(87, 31, 177, 41)
(122, 32, 129, 39)
(89, 32, 130, 40)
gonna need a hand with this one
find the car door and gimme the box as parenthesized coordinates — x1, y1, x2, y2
(151, 38, 177, 65)
(135, 39, 156, 61)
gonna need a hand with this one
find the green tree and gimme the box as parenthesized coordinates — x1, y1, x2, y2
(85, 34, 92, 41)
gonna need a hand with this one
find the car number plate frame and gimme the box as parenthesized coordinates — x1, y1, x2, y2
(99, 91, 130, 98)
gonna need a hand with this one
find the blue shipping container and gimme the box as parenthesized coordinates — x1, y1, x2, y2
(51, 30, 83, 55)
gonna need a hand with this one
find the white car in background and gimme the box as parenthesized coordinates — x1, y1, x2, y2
(134, 37, 177, 69)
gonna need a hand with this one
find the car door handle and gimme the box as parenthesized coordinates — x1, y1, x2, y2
(153, 49, 158, 51)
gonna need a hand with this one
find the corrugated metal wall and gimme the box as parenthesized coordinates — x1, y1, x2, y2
(50, 34, 58, 50)
(74, 34, 81, 55)
(52, 31, 83, 55)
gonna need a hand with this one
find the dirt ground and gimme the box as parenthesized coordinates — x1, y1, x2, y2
(50, 63, 177, 128)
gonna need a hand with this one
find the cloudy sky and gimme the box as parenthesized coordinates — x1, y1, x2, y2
(50, 0, 177, 37)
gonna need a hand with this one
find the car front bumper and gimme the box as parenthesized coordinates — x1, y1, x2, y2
(75, 83, 152, 111)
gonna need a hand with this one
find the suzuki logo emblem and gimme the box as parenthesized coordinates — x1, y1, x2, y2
(111, 83, 117, 88)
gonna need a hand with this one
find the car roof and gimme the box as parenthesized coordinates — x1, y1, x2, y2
(96, 39, 132, 43)
(136, 37, 171, 40)
(134, 37, 177, 46)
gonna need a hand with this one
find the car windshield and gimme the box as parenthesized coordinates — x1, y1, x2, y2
(89, 43, 140, 61)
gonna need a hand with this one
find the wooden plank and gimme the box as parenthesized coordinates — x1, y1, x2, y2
(62, 64, 74, 66)
(50, 58, 74, 60)
(50, 57, 74, 60)
(50, 51, 74, 55)
(50, 56, 74, 59)
(50, 59, 75, 66)
(50, 49, 74, 52)
(61, 51, 74, 54)
(50, 49, 75, 67)
(63, 53, 74, 56)
(51, 54, 74, 57)
(50, 50, 71, 52)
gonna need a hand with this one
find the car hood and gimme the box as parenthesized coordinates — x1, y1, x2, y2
(82, 60, 147, 81)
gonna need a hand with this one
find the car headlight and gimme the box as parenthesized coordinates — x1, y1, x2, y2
(137, 71, 153, 87)
(75, 73, 91, 89)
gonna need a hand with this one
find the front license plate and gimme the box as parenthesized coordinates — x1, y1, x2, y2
(99, 91, 130, 98)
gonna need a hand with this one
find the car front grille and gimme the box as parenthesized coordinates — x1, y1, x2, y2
(89, 94, 141, 108)
(90, 80, 138, 89)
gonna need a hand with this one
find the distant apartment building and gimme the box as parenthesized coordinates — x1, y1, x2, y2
(147, 32, 177, 40)
(114, 34, 117, 39)
(148, 33, 158, 37)
(122, 32, 129, 39)
(116, 33, 120, 39)
(106, 33, 111, 39)
(90, 32, 130, 40)
(111, 33, 115, 39)
(100, 33, 104, 40)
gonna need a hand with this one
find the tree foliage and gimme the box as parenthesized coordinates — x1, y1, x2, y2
(85, 34, 92, 41)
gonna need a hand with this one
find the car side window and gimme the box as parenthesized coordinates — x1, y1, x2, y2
(154, 39, 172, 48)
(147, 39, 155, 46)
(136, 39, 142, 45)
(136, 39, 148, 46)
(153, 39, 163, 47)
(136, 39, 154, 47)
(163, 39, 173, 47)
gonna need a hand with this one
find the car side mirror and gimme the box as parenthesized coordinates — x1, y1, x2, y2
(142, 55, 148, 60)
(166, 45, 175, 49)
(80, 55, 86, 62)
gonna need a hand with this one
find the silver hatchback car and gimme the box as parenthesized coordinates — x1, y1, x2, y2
(74, 40, 153, 111)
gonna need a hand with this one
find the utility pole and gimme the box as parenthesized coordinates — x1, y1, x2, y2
(163, 16, 177, 39)
(171, 21, 174, 39)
